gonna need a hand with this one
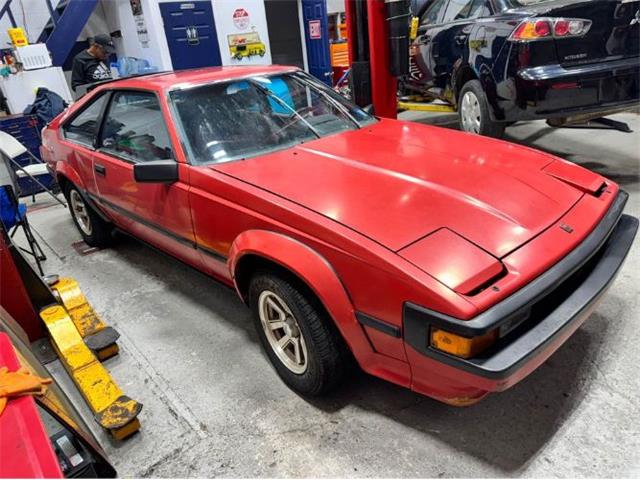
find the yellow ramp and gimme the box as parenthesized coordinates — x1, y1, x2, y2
(40, 305, 141, 440)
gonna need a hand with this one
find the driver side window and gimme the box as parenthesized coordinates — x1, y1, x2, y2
(99, 91, 173, 163)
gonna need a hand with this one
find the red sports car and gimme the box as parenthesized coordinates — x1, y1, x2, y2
(42, 66, 637, 406)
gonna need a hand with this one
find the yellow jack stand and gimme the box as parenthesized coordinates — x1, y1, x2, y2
(40, 305, 142, 440)
(50, 278, 119, 361)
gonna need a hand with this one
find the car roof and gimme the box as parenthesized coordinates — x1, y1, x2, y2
(99, 65, 299, 92)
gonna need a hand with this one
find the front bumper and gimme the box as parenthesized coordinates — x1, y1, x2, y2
(506, 57, 640, 121)
(404, 191, 637, 385)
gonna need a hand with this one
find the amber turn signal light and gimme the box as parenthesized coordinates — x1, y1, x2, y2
(430, 328, 498, 359)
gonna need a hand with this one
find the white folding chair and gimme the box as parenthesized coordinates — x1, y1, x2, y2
(0, 153, 46, 275)
(0, 130, 66, 206)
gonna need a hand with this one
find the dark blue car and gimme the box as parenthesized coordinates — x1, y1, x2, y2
(405, 0, 640, 137)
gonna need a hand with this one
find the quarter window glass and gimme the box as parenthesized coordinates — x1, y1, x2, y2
(63, 94, 108, 145)
(421, 0, 447, 25)
(442, 0, 488, 21)
(100, 91, 172, 163)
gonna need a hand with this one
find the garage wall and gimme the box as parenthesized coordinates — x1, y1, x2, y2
(0, 0, 301, 71)
(100, 0, 172, 71)
(212, 0, 272, 66)
(0, 0, 109, 51)
(0, 0, 59, 45)
(327, 0, 345, 14)
(100, 0, 274, 70)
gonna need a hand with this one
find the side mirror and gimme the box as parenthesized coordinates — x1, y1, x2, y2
(133, 160, 178, 183)
(363, 104, 375, 115)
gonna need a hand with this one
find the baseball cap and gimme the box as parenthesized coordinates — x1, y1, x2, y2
(92, 34, 116, 54)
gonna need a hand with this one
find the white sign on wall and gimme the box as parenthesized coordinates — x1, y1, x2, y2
(309, 20, 321, 39)
(129, 0, 149, 48)
(233, 8, 250, 30)
(212, 0, 272, 66)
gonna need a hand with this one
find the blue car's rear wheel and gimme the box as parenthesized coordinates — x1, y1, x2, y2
(458, 80, 506, 139)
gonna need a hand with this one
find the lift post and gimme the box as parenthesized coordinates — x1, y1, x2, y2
(367, 0, 397, 118)
(346, 0, 412, 119)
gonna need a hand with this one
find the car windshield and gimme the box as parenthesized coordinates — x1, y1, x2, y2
(170, 71, 376, 165)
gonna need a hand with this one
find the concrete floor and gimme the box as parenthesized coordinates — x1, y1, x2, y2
(19, 112, 640, 477)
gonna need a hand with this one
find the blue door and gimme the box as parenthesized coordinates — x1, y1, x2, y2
(301, 0, 332, 85)
(160, 1, 222, 70)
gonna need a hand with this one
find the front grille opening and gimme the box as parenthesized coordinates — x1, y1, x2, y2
(471, 237, 608, 360)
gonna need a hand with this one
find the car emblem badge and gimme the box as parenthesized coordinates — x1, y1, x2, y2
(560, 224, 574, 233)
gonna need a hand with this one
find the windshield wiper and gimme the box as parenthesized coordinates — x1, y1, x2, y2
(293, 73, 362, 129)
(248, 80, 321, 139)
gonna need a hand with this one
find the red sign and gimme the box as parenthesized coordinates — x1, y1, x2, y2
(233, 8, 250, 30)
(309, 20, 321, 39)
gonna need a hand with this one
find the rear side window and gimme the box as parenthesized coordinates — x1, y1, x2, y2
(100, 91, 173, 163)
(442, 0, 491, 22)
(63, 93, 108, 146)
(421, 0, 447, 25)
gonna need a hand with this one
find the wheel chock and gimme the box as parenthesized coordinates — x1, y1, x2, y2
(39, 305, 142, 440)
(50, 277, 120, 361)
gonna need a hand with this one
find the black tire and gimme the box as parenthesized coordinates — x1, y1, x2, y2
(458, 80, 506, 138)
(65, 184, 112, 247)
(248, 271, 346, 396)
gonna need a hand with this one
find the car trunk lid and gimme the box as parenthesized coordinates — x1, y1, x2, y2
(517, 0, 640, 65)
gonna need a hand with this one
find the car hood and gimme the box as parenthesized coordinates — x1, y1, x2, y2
(214, 119, 589, 257)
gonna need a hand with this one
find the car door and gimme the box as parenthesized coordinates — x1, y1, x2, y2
(92, 89, 201, 267)
(412, 0, 450, 87)
(435, 0, 492, 86)
(59, 93, 110, 199)
(412, 0, 492, 92)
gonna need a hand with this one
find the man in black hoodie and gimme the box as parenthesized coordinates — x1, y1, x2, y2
(71, 34, 115, 91)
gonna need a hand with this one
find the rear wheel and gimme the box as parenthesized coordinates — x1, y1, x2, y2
(248, 271, 346, 396)
(66, 185, 112, 247)
(458, 80, 505, 138)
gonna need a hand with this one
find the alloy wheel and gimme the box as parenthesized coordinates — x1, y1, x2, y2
(258, 290, 308, 374)
(69, 190, 92, 236)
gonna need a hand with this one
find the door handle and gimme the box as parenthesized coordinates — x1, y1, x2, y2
(95, 164, 106, 176)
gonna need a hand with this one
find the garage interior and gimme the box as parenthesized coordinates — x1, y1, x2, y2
(15, 110, 639, 478)
(0, 0, 639, 478)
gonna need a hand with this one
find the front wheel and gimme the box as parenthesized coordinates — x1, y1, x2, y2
(248, 272, 346, 396)
(458, 80, 505, 138)
(66, 186, 112, 247)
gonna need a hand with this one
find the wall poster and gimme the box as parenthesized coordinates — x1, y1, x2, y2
(213, 0, 272, 66)
(129, 0, 150, 48)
